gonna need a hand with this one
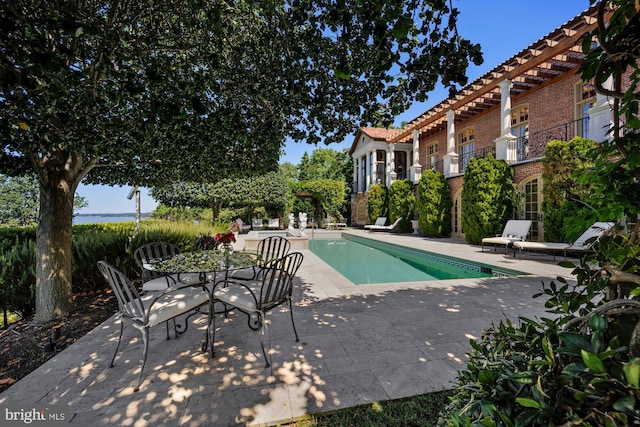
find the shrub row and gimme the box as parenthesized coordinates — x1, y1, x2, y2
(1, 220, 219, 324)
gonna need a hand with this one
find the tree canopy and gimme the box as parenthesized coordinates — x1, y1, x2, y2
(151, 171, 289, 216)
(0, 0, 481, 321)
(2, 0, 482, 185)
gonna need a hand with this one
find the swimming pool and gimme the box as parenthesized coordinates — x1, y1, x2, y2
(308, 234, 527, 285)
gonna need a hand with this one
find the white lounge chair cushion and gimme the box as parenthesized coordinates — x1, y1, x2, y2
(482, 220, 532, 247)
(213, 281, 262, 313)
(512, 241, 568, 251)
(364, 217, 387, 229)
(482, 236, 522, 245)
(367, 218, 402, 231)
(129, 287, 209, 328)
(499, 220, 532, 239)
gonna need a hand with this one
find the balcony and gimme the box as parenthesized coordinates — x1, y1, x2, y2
(509, 117, 590, 162)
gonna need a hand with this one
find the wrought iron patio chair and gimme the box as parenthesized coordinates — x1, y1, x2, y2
(210, 252, 304, 367)
(133, 242, 182, 291)
(236, 218, 251, 233)
(228, 236, 291, 281)
(97, 261, 210, 392)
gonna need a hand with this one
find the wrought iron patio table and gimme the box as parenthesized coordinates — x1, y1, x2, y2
(143, 250, 259, 355)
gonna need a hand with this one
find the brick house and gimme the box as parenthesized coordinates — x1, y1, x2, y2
(349, 3, 618, 242)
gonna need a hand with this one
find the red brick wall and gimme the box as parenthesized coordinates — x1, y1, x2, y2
(513, 161, 543, 184)
(525, 74, 581, 133)
(447, 176, 464, 200)
(456, 108, 501, 153)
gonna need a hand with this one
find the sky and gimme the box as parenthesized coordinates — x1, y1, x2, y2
(76, 0, 591, 214)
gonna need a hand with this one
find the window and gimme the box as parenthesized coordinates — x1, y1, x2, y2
(360, 155, 367, 191)
(511, 104, 529, 161)
(426, 142, 439, 171)
(452, 190, 463, 237)
(375, 150, 386, 184)
(395, 151, 407, 180)
(575, 81, 596, 138)
(458, 127, 474, 171)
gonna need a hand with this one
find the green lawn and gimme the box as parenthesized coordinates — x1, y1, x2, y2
(272, 390, 454, 426)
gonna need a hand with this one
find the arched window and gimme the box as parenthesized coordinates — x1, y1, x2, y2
(519, 176, 542, 241)
(451, 189, 463, 238)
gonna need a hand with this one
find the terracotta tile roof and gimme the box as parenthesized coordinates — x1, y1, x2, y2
(388, 3, 600, 143)
(359, 127, 396, 140)
(349, 127, 399, 155)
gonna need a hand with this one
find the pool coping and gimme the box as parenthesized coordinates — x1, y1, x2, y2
(300, 229, 575, 299)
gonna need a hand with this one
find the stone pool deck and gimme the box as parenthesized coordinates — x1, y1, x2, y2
(0, 230, 576, 426)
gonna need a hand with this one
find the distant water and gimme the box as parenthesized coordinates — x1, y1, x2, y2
(73, 214, 145, 225)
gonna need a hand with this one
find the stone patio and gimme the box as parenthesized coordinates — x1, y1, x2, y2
(0, 230, 576, 426)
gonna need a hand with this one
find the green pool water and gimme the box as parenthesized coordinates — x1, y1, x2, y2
(308, 235, 525, 285)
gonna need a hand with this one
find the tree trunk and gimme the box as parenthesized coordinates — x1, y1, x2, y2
(35, 175, 76, 322)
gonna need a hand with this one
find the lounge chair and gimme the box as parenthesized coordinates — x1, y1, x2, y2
(481, 220, 532, 253)
(512, 221, 615, 259)
(251, 218, 264, 230)
(268, 218, 280, 229)
(323, 217, 336, 229)
(364, 217, 387, 230)
(236, 218, 251, 233)
(367, 217, 401, 232)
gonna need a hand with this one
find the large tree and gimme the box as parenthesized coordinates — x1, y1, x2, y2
(0, 0, 481, 322)
(151, 172, 290, 219)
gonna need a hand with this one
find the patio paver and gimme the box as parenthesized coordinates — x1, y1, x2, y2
(0, 230, 575, 426)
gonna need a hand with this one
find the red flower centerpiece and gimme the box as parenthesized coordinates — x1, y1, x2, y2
(215, 231, 236, 246)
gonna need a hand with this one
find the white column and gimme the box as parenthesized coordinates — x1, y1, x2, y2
(446, 110, 456, 153)
(388, 143, 396, 185)
(588, 75, 615, 142)
(499, 79, 512, 136)
(410, 129, 422, 182)
(495, 79, 517, 162)
(443, 110, 459, 177)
